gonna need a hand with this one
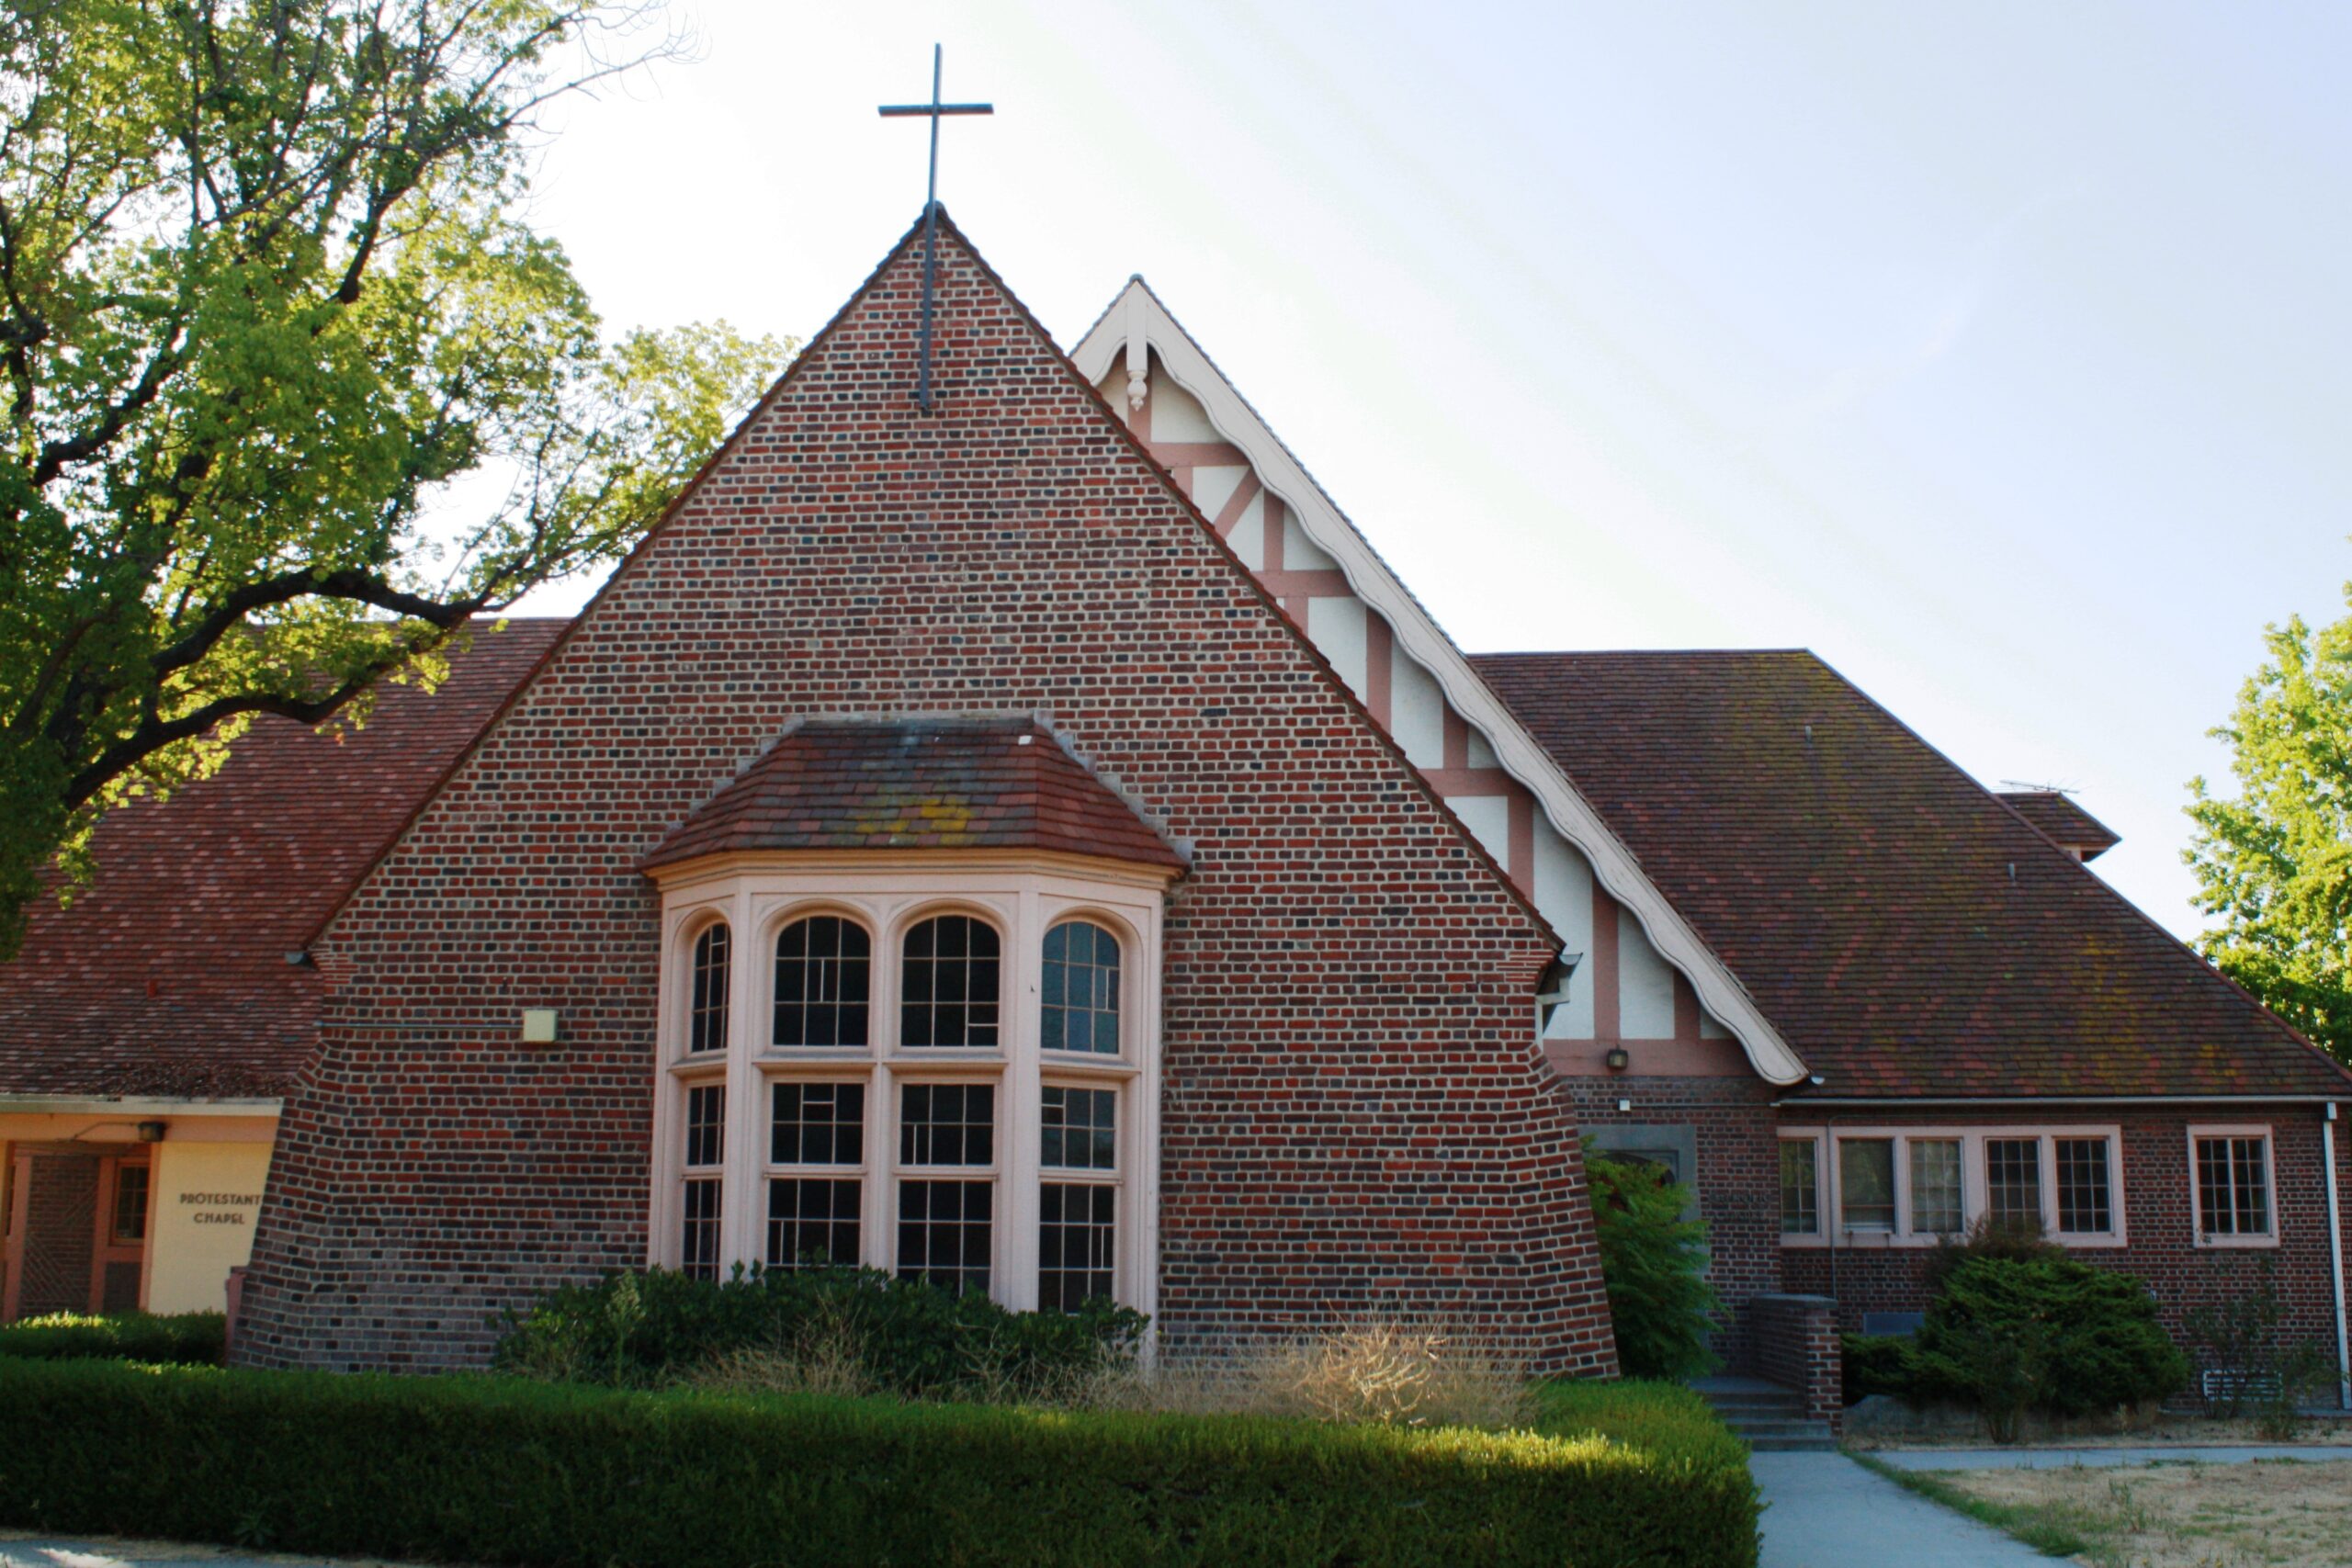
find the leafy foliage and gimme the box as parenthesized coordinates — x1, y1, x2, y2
(2183, 1257, 2335, 1438)
(1839, 1332, 1916, 1404)
(0, 1357, 1763, 1567)
(493, 1264, 1147, 1398)
(0, 1309, 223, 1364)
(0, 0, 788, 954)
(1908, 1257, 2190, 1431)
(1920, 1212, 2065, 1297)
(2187, 590, 2352, 1065)
(1584, 1145, 1721, 1381)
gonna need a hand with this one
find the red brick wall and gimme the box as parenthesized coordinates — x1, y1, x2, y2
(14, 1154, 96, 1318)
(1563, 1077, 1781, 1368)
(232, 220, 1619, 1376)
(1780, 1105, 2351, 1367)
(1749, 1292, 1842, 1431)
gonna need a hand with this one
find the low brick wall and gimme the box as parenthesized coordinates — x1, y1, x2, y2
(1749, 1292, 1841, 1434)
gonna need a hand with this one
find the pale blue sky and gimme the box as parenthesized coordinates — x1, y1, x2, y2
(514, 1, 2352, 939)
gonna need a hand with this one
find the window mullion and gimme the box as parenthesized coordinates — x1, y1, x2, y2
(720, 887, 761, 1274)
(1003, 885, 1044, 1310)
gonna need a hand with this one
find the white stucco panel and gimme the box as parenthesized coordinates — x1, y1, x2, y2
(1306, 596, 1370, 703)
(1389, 652, 1447, 769)
(1282, 510, 1340, 572)
(1618, 906, 1679, 1039)
(1450, 794, 1511, 868)
(1145, 367, 1220, 441)
(1533, 829, 1597, 1040)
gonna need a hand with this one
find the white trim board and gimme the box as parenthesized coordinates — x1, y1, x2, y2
(1070, 278, 1806, 1086)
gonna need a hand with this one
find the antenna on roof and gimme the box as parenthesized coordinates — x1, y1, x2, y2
(878, 45, 993, 414)
(1997, 780, 2079, 795)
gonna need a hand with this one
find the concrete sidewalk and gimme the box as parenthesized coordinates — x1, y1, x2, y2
(1753, 1452, 2052, 1567)
(0, 1536, 426, 1568)
(1871, 1442, 2352, 1471)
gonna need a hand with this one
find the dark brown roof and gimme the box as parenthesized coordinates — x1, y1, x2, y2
(0, 619, 566, 1100)
(642, 719, 1183, 874)
(1998, 791, 2120, 862)
(1472, 649, 2352, 1100)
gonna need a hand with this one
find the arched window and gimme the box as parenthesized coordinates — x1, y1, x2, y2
(900, 915, 1001, 1048)
(1041, 919, 1121, 1054)
(688, 923, 731, 1055)
(775, 916, 872, 1048)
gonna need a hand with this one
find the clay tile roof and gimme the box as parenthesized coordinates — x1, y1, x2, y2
(643, 718, 1183, 874)
(0, 618, 567, 1100)
(1998, 791, 2121, 862)
(1471, 649, 2352, 1101)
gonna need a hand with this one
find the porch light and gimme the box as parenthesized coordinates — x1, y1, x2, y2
(1604, 1047, 1631, 1073)
(135, 1121, 166, 1143)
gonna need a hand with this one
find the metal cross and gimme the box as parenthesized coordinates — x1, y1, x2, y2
(878, 45, 992, 412)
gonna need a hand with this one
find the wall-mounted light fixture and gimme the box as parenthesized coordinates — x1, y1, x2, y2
(135, 1121, 166, 1143)
(1603, 1046, 1631, 1073)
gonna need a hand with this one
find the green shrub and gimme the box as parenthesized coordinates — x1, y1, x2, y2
(0, 1310, 223, 1365)
(2183, 1258, 2336, 1438)
(1585, 1145, 1721, 1381)
(1921, 1214, 2064, 1296)
(493, 1264, 1146, 1397)
(1911, 1257, 2189, 1424)
(0, 1358, 1761, 1568)
(1839, 1332, 1916, 1404)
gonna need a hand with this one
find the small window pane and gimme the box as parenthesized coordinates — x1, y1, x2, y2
(2055, 1138, 2113, 1235)
(1908, 1139, 1963, 1235)
(898, 1179, 991, 1294)
(1041, 919, 1121, 1054)
(111, 1165, 151, 1244)
(1042, 1087, 1117, 1171)
(1039, 1183, 1115, 1310)
(767, 1178, 860, 1271)
(1839, 1139, 1895, 1230)
(900, 916, 1001, 1048)
(1985, 1138, 2042, 1229)
(2198, 1135, 2271, 1237)
(900, 1083, 996, 1168)
(689, 923, 730, 1055)
(772, 1081, 865, 1166)
(685, 1084, 726, 1168)
(682, 1178, 722, 1281)
(775, 917, 872, 1048)
(1779, 1141, 1819, 1235)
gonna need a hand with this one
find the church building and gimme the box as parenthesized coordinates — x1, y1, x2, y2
(4, 215, 2347, 1404)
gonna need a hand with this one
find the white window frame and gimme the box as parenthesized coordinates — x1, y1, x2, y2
(1778, 1125, 2129, 1249)
(646, 855, 1169, 1319)
(2187, 1123, 2280, 1249)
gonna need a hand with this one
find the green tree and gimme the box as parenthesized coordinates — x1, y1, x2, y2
(1584, 1145, 1719, 1382)
(2187, 589, 2352, 1066)
(0, 0, 787, 957)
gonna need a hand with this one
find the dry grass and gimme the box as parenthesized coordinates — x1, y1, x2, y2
(690, 1314, 1538, 1432)
(1073, 1318, 1536, 1430)
(1923, 1459, 2352, 1567)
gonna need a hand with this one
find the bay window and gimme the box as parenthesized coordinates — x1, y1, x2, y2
(1780, 1126, 2127, 1247)
(649, 863, 1168, 1318)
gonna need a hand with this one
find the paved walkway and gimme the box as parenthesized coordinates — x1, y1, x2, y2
(0, 1537, 423, 1568)
(1753, 1452, 2052, 1568)
(1871, 1442, 2352, 1471)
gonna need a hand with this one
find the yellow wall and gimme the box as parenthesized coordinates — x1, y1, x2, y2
(148, 1140, 273, 1314)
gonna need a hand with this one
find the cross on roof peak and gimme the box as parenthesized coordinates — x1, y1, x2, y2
(878, 45, 993, 413)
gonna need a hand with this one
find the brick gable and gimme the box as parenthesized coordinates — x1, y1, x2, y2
(233, 215, 1617, 1373)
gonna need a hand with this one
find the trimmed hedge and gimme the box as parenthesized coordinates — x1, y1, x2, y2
(0, 1310, 223, 1365)
(0, 1359, 1759, 1568)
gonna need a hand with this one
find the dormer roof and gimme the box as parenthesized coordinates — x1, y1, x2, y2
(1998, 791, 2121, 863)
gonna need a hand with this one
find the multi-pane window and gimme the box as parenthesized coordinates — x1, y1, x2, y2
(1908, 1139, 1962, 1235)
(767, 1179, 860, 1270)
(772, 1081, 865, 1166)
(2055, 1138, 2113, 1235)
(1040, 1184, 1115, 1309)
(683, 1083, 725, 1281)
(690, 922, 731, 1055)
(1780, 1140, 1819, 1235)
(2196, 1134, 2272, 1239)
(1839, 1139, 1895, 1230)
(1041, 919, 1121, 1053)
(1985, 1139, 2041, 1229)
(111, 1164, 151, 1244)
(775, 917, 872, 1048)
(1042, 1087, 1117, 1171)
(897, 1081, 994, 1295)
(900, 916, 1001, 1047)
(900, 1083, 995, 1166)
